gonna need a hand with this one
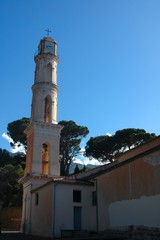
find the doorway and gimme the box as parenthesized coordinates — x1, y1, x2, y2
(74, 206, 82, 230)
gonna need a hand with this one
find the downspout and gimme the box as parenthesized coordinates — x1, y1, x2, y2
(23, 193, 26, 233)
(95, 179, 99, 233)
(128, 163, 132, 199)
(29, 183, 32, 234)
(52, 182, 57, 239)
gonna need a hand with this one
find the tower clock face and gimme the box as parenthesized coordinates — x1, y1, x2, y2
(45, 42, 54, 53)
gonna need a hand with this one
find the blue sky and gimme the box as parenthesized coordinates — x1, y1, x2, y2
(0, 0, 160, 154)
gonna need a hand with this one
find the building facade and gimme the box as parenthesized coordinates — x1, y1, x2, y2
(94, 137, 160, 230)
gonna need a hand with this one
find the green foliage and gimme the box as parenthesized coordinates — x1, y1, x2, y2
(0, 117, 29, 208)
(59, 120, 89, 176)
(0, 148, 25, 169)
(114, 128, 156, 150)
(12, 153, 26, 170)
(85, 135, 117, 162)
(0, 149, 13, 167)
(85, 128, 156, 163)
(74, 164, 80, 174)
(0, 164, 23, 208)
(0, 148, 25, 208)
(7, 117, 30, 149)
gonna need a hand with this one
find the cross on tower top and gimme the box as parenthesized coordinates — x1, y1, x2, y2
(45, 28, 51, 36)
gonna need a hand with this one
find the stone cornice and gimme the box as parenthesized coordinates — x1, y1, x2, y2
(18, 174, 31, 185)
(32, 82, 58, 92)
(34, 53, 58, 64)
(24, 121, 63, 137)
(18, 173, 55, 185)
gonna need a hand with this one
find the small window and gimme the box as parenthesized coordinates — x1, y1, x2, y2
(73, 190, 81, 203)
(92, 191, 97, 206)
(35, 193, 39, 205)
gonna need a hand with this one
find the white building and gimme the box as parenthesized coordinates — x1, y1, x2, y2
(19, 35, 160, 238)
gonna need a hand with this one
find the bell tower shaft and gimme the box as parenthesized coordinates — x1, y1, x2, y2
(31, 37, 58, 124)
(20, 35, 63, 235)
(24, 36, 62, 176)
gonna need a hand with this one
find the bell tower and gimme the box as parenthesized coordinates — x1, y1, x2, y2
(24, 36, 62, 176)
(20, 34, 63, 234)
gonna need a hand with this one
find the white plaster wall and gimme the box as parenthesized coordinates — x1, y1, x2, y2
(54, 183, 96, 237)
(21, 181, 32, 234)
(31, 183, 52, 237)
(109, 194, 160, 227)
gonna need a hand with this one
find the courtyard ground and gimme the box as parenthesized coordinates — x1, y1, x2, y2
(1, 228, 160, 240)
(0, 231, 51, 240)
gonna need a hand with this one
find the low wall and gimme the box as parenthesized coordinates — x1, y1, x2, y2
(0, 207, 22, 230)
(109, 194, 160, 228)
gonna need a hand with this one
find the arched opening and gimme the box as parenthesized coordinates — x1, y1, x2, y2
(44, 96, 51, 123)
(46, 63, 52, 82)
(42, 143, 49, 174)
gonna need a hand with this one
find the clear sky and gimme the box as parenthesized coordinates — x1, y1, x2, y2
(0, 0, 160, 154)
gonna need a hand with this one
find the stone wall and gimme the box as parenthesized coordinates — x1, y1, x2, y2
(0, 207, 22, 230)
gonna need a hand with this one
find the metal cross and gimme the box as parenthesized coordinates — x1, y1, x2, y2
(45, 28, 51, 36)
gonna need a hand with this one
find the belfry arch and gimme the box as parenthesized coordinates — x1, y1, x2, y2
(46, 63, 52, 82)
(44, 95, 52, 123)
(42, 142, 50, 174)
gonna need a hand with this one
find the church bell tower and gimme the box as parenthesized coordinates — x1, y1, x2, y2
(24, 35, 62, 176)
